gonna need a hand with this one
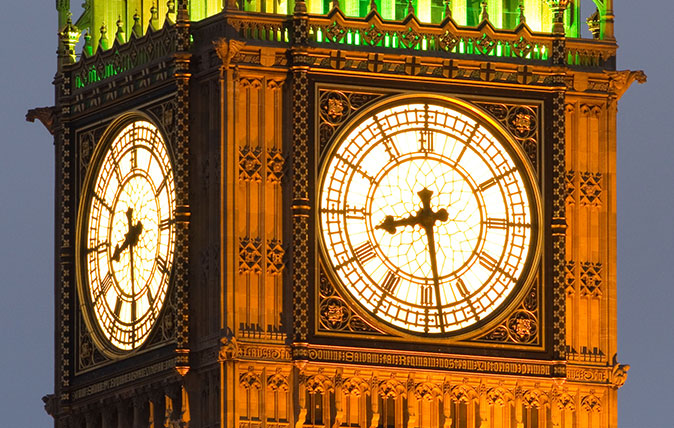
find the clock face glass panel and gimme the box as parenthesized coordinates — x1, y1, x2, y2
(80, 120, 176, 353)
(318, 97, 539, 335)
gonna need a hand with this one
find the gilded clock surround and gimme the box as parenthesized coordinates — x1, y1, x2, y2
(315, 86, 548, 352)
(76, 114, 177, 358)
(317, 93, 542, 340)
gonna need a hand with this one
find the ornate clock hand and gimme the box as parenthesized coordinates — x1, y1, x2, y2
(377, 187, 449, 331)
(111, 207, 144, 262)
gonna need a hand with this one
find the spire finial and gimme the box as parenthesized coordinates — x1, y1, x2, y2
(480, 1, 489, 21)
(83, 31, 93, 57)
(369, 0, 377, 12)
(132, 11, 143, 38)
(116, 16, 126, 43)
(294, 0, 307, 14)
(150, 2, 160, 31)
(518, 2, 526, 24)
(99, 23, 109, 51)
(407, 0, 415, 16)
(443, 0, 451, 19)
(166, 0, 176, 24)
(332, 0, 340, 10)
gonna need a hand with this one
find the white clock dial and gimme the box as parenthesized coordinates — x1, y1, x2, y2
(78, 119, 176, 353)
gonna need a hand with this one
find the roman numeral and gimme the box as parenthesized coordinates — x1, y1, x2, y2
(421, 285, 433, 306)
(131, 147, 138, 169)
(95, 273, 114, 304)
(353, 241, 376, 264)
(485, 218, 508, 230)
(479, 177, 498, 191)
(159, 217, 174, 230)
(335, 154, 375, 184)
(113, 161, 123, 181)
(93, 192, 112, 212)
(114, 297, 123, 318)
(456, 278, 469, 298)
(382, 271, 401, 294)
(157, 256, 169, 275)
(320, 206, 366, 220)
(87, 241, 109, 254)
(419, 130, 434, 152)
(147, 289, 155, 306)
(155, 175, 168, 197)
(479, 252, 499, 271)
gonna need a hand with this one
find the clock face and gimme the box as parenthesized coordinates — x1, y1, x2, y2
(77, 119, 176, 354)
(318, 96, 540, 336)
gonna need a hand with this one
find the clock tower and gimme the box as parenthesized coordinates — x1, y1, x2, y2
(37, 0, 644, 426)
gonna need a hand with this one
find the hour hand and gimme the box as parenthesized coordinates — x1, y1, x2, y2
(376, 214, 417, 235)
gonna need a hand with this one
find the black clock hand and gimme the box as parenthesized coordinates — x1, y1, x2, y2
(112, 207, 143, 262)
(377, 188, 449, 331)
(415, 188, 448, 333)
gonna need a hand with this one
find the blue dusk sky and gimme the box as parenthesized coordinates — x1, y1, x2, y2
(0, 1, 669, 426)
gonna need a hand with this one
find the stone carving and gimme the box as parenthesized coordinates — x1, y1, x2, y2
(342, 376, 370, 397)
(239, 367, 262, 390)
(266, 148, 284, 184)
(239, 145, 262, 182)
(239, 237, 262, 274)
(267, 368, 289, 391)
(605, 70, 646, 100)
(213, 38, 246, 69)
(317, 268, 385, 335)
(266, 239, 285, 275)
(219, 336, 239, 362)
(579, 172, 602, 208)
(565, 260, 576, 296)
(26, 106, 56, 135)
(610, 354, 630, 389)
(580, 262, 602, 298)
(318, 89, 384, 153)
(566, 170, 576, 205)
(378, 376, 406, 399)
(580, 392, 601, 412)
(476, 285, 539, 345)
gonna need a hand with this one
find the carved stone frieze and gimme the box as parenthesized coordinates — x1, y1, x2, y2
(580, 392, 602, 412)
(475, 281, 539, 346)
(474, 102, 540, 171)
(378, 376, 406, 399)
(566, 170, 576, 206)
(342, 375, 370, 397)
(267, 368, 290, 391)
(565, 260, 576, 296)
(213, 38, 246, 69)
(239, 145, 262, 182)
(266, 239, 285, 276)
(579, 261, 602, 298)
(266, 148, 285, 184)
(486, 386, 512, 406)
(239, 236, 263, 274)
(239, 367, 263, 390)
(317, 267, 385, 335)
(77, 313, 109, 371)
(579, 172, 602, 208)
(318, 88, 385, 153)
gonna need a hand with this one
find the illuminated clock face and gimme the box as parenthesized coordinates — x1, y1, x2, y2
(78, 119, 176, 353)
(318, 96, 540, 335)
